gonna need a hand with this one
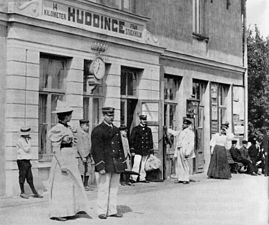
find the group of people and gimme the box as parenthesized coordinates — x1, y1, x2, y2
(17, 99, 267, 221)
(16, 100, 155, 221)
(207, 122, 268, 179)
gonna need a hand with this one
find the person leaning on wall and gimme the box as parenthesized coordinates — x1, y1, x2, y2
(47, 100, 91, 222)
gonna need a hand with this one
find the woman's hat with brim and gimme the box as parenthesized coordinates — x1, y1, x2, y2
(52, 100, 73, 114)
(20, 127, 31, 136)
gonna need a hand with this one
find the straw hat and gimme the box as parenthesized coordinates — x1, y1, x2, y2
(20, 127, 31, 136)
(52, 100, 73, 114)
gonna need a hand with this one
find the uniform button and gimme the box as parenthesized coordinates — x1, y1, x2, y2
(112, 142, 114, 144)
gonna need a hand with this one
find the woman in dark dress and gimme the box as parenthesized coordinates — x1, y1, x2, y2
(207, 124, 234, 179)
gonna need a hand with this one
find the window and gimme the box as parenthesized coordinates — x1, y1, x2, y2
(120, 67, 139, 130)
(83, 60, 104, 129)
(210, 83, 229, 134)
(193, 0, 201, 34)
(164, 75, 181, 129)
(192, 0, 208, 40)
(38, 54, 68, 161)
(99, 0, 135, 13)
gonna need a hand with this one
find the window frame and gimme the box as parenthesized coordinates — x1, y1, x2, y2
(38, 54, 68, 161)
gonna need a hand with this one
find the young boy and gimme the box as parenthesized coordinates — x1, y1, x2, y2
(76, 119, 92, 191)
(16, 127, 43, 199)
(119, 125, 134, 186)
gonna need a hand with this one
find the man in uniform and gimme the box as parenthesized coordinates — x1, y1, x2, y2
(76, 119, 92, 191)
(91, 107, 126, 219)
(168, 118, 195, 184)
(130, 115, 154, 183)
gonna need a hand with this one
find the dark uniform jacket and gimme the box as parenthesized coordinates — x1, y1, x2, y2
(91, 122, 126, 173)
(130, 124, 153, 156)
(248, 144, 259, 163)
(230, 147, 244, 162)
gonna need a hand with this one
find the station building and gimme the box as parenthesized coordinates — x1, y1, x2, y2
(0, 0, 246, 196)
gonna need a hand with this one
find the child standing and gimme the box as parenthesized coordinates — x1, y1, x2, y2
(119, 125, 134, 185)
(16, 127, 42, 199)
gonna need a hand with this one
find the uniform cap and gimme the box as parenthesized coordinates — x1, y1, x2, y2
(119, 125, 127, 131)
(139, 115, 147, 120)
(232, 140, 237, 144)
(79, 119, 89, 125)
(242, 140, 248, 144)
(102, 107, 115, 115)
(183, 118, 192, 125)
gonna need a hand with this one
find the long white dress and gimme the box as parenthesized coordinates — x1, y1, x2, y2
(48, 123, 91, 218)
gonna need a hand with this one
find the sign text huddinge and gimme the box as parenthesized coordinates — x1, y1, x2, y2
(43, 1, 143, 38)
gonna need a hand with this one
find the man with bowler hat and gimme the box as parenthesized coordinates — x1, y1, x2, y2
(76, 119, 92, 191)
(91, 107, 126, 219)
(130, 114, 154, 183)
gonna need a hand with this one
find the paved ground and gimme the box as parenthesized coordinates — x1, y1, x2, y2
(0, 173, 268, 225)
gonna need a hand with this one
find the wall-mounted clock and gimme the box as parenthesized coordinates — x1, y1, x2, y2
(90, 57, 106, 80)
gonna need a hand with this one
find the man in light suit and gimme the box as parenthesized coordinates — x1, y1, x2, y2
(167, 118, 195, 184)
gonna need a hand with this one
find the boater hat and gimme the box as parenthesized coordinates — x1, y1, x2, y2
(53, 100, 73, 114)
(20, 127, 31, 136)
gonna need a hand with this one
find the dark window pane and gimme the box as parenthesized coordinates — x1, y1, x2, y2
(93, 98, 100, 127)
(83, 97, 89, 121)
(127, 71, 134, 95)
(120, 100, 125, 125)
(121, 70, 126, 95)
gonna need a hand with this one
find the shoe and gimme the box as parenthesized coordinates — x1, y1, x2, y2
(174, 180, 183, 184)
(129, 179, 136, 183)
(33, 193, 43, 198)
(109, 213, 123, 218)
(98, 214, 107, 219)
(140, 180, 149, 183)
(50, 217, 67, 221)
(182, 181, 189, 184)
(126, 182, 134, 186)
(20, 193, 29, 199)
(251, 172, 257, 176)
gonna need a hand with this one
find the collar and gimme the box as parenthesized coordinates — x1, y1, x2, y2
(59, 121, 69, 127)
(103, 120, 113, 127)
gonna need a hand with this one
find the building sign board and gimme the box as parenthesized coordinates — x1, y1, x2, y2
(42, 1, 144, 39)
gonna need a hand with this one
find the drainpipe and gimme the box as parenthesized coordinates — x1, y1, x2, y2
(242, 0, 248, 139)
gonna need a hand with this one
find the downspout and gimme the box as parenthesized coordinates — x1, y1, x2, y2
(243, 0, 248, 139)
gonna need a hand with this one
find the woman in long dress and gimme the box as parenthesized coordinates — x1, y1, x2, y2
(47, 101, 91, 221)
(207, 124, 234, 179)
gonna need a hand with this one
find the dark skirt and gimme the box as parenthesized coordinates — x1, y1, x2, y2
(207, 145, 231, 179)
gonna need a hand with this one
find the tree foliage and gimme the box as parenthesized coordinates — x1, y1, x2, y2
(247, 26, 269, 140)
